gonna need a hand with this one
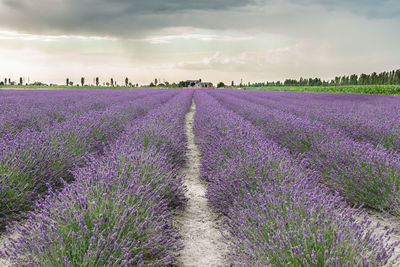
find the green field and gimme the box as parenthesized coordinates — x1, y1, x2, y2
(244, 84, 400, 95)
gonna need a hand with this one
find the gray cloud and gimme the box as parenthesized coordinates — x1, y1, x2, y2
(0, 0, 256, 37)
(314, 0, 400, 18)
(1, 0, 253, 13)
(1, 0, 398, 39)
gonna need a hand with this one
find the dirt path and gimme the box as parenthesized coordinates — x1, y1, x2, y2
(175, 99, 228, 267)
(349, 208, 400, 266)
(0, 229, 19, 266)
(364, 210, 400, 266)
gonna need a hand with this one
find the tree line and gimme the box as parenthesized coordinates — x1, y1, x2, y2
(1, 77, 25, 86)
(249, 69, 400, 87)
(3, 69, 400, 88)
(65, 77, 138, 87)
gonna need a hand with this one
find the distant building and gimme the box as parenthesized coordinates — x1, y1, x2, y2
(184, 79, 214, 88)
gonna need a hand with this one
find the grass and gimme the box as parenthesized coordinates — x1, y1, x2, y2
(243, 84, 400, 95)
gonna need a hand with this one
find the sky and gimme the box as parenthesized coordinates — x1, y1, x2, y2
(0, 0, 399, 85)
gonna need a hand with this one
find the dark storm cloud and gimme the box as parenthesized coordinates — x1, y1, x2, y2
(292, 0, 400, 18)
(0, 0, 398, 38)
(2, 0, 253, 13)
(0, 0, 256, 37)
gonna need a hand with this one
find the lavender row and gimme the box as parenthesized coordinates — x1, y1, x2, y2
(0, 90, 158, 138)
(210, 90, 400, 215)
(1, 90, 193, 266)
(225, 90, 400, 152)
(194, 91, 398, 266)
(0, 90, 175, 230)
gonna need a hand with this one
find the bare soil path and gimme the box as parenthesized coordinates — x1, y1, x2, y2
(364, 210, 400, 266)
(0, 229, 19, 266)
(175, 98, 228, 267)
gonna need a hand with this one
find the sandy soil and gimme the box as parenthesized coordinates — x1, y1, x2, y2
(348, 208, 400, 266)
(362, 209, 400, 266)
(174, 99, 229, 267)
(0, 228, 20, 267)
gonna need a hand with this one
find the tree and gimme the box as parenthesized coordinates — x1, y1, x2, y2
(125, 77, 129, 87)
(69, 81, 73, 86)
(4, 78, 6, 85)
(19, 77, 23, 86)
(370, 72, 377, 84)
(110, 78, 114, 87)
(81, 77, 85, 87)
(96, 77, 99, 87)
(217, 82, 225, 88)
(395, 70, 400, 84)
(154, 78, 158, 86)
(350, 74, 358, 85)
(359, 73, 368, 85)
(231, 81, 234, 87)
(66, 78, 69, 86)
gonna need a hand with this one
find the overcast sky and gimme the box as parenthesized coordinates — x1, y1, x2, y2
(0, 0, 399, 85)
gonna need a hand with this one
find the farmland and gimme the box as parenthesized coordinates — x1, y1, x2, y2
(1, 89, 400, 266)
(245, 84, 400, 95)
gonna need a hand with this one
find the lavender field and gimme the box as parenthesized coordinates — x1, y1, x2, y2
(1, 89, 400, 266)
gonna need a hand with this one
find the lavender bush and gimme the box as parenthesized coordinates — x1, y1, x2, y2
(210, 90, 400, 215)
(1, 90, 193, 266)
(1, 89, 399, 266)
(231, 90, 400, 152)
(194, 91, 398, 266)
(0, 90, 175, 230)
(0, 90, 153, 137)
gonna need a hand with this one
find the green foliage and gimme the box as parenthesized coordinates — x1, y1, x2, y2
(245, 85, 400, 95)
(217, 82, 225, 88)
(247, 69, 400, 87)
